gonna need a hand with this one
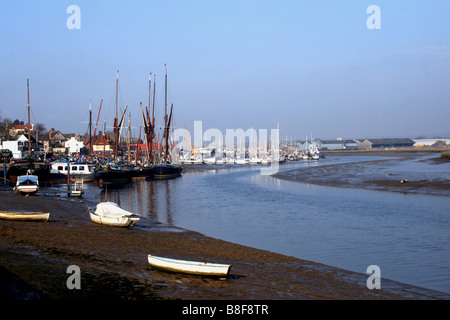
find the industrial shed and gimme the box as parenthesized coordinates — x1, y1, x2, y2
(355, 138, 415, 149)
(317, 139, 357, 150)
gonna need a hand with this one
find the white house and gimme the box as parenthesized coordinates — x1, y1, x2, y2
(65, 137, 84, 155)
(1, 134, 29, 159)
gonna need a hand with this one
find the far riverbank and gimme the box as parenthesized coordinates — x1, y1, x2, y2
(273, 151, 450, 197)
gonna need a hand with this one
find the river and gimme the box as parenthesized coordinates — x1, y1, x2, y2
(80, 153, 450, 294)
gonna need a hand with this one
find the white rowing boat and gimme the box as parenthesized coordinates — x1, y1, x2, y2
(88, 201, 140, 227)
(147, 254, 231, 278)
(0, 210, 50, 222)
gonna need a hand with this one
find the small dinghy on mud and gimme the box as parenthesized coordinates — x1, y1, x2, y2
(0, 210, 50, 222)
(88, 201, 140, 227)
(147, 254, 231, 279)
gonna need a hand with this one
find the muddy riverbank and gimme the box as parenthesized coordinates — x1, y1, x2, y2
(1, 192, 449, 302)
(273, 152, 450, 197)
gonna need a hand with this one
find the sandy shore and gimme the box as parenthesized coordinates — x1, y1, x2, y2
(1, 190, 449, 303)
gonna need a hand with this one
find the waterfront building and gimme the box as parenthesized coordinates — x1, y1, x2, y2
(1, 134, 42, 158)
(317, 139, 357, 150)
(65, 136, 84, 155)
(8, 124, 33, 137)
(91, 131, 113, 158)
(355, 138, 415, 149)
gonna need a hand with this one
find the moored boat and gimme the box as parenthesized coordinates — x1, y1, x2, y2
(88, 201, 140, 227)
(14, 174, 39, 194)
(49, 162, 96, 182)
(94, 164, 135, 185)
(7, 159, 50, 184)
(0, 210, 50, 222)
(204, 157, 216, 165)
(179, 155, 204, 164)
(138, 166, 154, 179)
(234, 157, 248, 164)
(249, 157, 262, 164)
(7, 80, 51, 184)
(130, 165, 154, 180)
(151, 64, 183, 180)
(70, 180, 84, 197)
(153, 163, 182, 179)
(147, 254, 231, 278)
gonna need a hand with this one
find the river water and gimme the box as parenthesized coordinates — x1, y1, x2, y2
(81, 153, 450, 294)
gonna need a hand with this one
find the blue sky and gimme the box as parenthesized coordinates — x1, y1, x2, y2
(1, 0, 449, 140)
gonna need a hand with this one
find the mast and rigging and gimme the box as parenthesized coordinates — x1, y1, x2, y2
(162, 63, 175, 164)
(89, 99, 92, 155)
(152, 63, 182, 179)
(149, 72, 155, 164)
(164, 64, 168, 163)
(92, 98, 103, 154)
(27, 79, 31, 155)
(113, 70, 119, 159)
(141, 72, 156, 165)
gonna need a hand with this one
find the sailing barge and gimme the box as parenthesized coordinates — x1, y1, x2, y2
(152, 64, 182, 179)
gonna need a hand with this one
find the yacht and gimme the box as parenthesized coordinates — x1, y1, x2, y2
(49, 162, 97, 182)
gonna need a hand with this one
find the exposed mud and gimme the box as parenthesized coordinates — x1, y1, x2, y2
(1, 192, 448, 301)
(273, 153, 450, 197)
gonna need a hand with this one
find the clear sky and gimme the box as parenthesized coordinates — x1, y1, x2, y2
(1, 0, 449, 141)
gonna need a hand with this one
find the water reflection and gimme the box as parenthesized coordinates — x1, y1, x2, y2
(147, 182, 157, 220)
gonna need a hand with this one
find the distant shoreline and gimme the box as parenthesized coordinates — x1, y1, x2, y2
(321, 146, 449, 155)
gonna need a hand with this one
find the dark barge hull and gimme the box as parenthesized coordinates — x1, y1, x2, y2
(7, 161, 50, 183)
(94, 168, 135, 185)
(135, 166, 154, 180)
(153, 164, 182, 180)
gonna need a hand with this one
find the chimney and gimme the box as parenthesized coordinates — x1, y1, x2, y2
(49, 128, 54, 140)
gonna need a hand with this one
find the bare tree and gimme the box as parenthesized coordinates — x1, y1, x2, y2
(35, 122, 46, 133)
(0, 116, 13, 140)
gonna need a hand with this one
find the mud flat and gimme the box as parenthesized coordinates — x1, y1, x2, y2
(273, 152, 450, 197)
(1, 192, 449, 303)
